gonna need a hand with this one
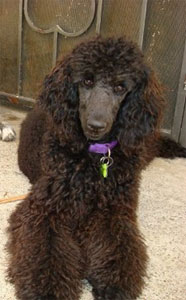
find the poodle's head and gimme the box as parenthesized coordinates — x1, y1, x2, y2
(39, 37, 165, 152)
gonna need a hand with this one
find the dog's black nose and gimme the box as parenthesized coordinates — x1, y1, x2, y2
(87, 120, 106, 131)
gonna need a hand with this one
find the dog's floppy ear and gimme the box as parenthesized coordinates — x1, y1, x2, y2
(38, 62, 79, 124)
(118, 69, 165, 150)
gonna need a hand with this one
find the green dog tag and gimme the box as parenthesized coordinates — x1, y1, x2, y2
(100, 163, 108, 178)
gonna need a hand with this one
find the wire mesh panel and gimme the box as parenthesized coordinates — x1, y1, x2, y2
(0, 0, 145, 101)
(22, 18, 54, 98)
(0, 0, 20, 94)
(27, 0, 95, 34)
(0, 0, 141, 101)
(57, 0, 144, 74)
(0, 0, 185, 141)
(143, 0, 186, 131)
(101, 0, 143, 42)
(22, 0, 96, 98)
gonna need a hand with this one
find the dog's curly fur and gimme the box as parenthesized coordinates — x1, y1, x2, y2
(7, 37, 186, 300)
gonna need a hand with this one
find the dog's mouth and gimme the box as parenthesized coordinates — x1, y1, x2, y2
(84, 128, 108, 141)
(84, 128, 114, 142)
(86, 133, 105, 141)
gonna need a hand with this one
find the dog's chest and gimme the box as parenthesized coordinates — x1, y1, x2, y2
(59, 163, 138, 219)
(50, 152, 140, 226)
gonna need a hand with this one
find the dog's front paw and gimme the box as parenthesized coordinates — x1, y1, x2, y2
(0, 123, 16, 141)
(93, 286, 129, 300)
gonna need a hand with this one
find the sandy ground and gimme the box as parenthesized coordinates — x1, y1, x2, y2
(0, 106, 186, 300)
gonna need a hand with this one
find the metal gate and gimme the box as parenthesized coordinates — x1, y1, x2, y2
(0, 0, 186, 145)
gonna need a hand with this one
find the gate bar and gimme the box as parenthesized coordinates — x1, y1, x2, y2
(96, 0, 104, 34)
(138, 0, 148, 49)
(17, 0, 23, 96)
(172, 38, 186, 142)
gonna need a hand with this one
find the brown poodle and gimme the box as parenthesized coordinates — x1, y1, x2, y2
(7, 37, 186, 300)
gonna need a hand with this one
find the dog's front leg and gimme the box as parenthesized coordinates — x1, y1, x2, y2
(6, 178, 83, 300)
(86, 212, 148, 300)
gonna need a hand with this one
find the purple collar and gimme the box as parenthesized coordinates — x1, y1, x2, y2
(88, 140, 118, 155)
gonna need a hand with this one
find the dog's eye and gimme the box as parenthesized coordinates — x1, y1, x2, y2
(113, 84, 126, 94)
(83, 79, 94, 87)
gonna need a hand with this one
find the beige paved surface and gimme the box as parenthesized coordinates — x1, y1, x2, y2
(0, 106, 186, 300)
